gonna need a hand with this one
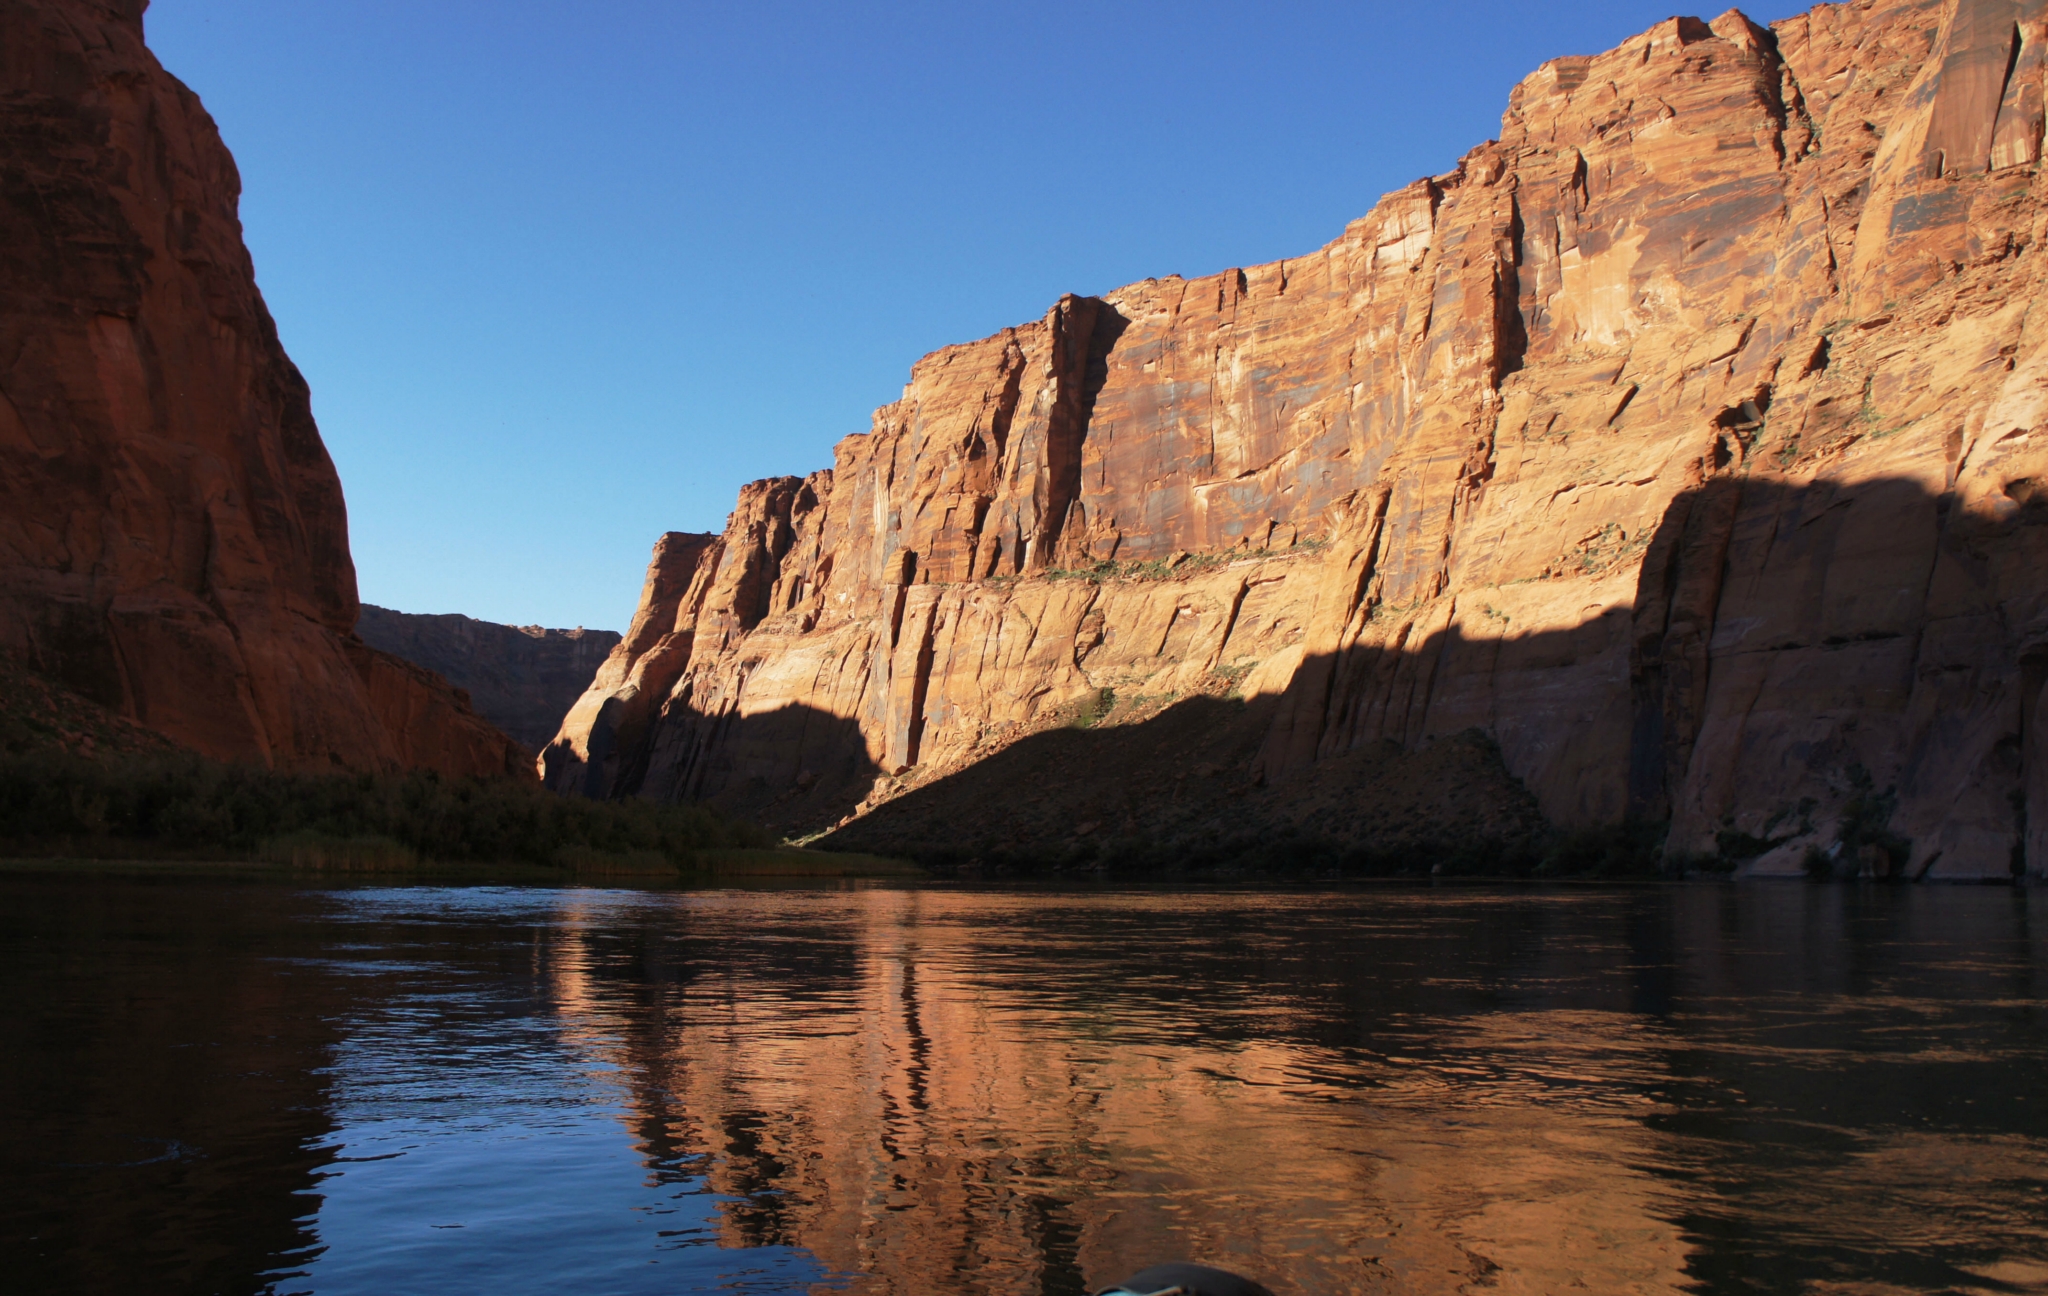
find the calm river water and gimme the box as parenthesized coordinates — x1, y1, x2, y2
(2, 874, 2045, 1295)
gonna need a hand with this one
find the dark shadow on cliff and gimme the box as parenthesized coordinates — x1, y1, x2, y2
(632, 699, 886, 840)
(615, 471, 2043, 879)
(819, 692, 1565, 877)
(1620, 468, 2046, 880)
(656, 686, 1653, 877)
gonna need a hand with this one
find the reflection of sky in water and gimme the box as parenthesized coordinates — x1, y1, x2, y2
(288, 888, 839, 1295)
(243, 884, 2048, 1295)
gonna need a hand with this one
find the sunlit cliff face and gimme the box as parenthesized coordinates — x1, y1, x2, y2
(529, 886, 2044, 1295)
(546, 0, 2048, 881)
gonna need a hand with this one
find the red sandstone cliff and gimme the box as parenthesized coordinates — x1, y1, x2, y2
(0, 0, 526, 777)
(550, 0, 2048, 878)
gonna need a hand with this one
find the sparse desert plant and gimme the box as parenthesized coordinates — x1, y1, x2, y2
(1068, 688, 1117, 728)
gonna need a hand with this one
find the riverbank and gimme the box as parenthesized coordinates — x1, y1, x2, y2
(0, 844, 923, 884)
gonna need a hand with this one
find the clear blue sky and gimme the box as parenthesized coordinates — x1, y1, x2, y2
(146, 1, 1802, 632)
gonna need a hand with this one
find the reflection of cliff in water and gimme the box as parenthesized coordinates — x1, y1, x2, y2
(6, 879, 2037, 1293)
(537, 887, 2048, 1295)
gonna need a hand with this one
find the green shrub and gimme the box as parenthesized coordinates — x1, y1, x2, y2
(1068, 688, 1116, 729)
(552, 845, 678, 876)
(258, 831, 419, 872)
(0, 752, 764, 866)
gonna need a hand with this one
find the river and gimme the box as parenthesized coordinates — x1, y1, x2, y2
(2, 874, 2044, 1294)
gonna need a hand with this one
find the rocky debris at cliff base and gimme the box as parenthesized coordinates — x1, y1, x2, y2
(0, 655, 182, 762)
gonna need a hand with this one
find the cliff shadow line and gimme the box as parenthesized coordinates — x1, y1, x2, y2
(584, 472, 2048, 880)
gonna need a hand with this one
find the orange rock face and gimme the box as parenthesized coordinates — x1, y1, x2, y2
(0, 0, 525, 778)
(551, 0, 2048, 878)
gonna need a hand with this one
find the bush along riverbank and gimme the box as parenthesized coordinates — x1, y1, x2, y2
(838, 817, 1683, 881)
(0, 752, 769, 874)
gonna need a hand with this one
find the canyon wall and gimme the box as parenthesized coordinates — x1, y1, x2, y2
(0, 0, 526, 777)
(355, 606, 620, 752)
(550, 0, 2048, 878)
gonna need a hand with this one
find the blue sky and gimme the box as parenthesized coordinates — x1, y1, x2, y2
(146, 1, 1801, 632)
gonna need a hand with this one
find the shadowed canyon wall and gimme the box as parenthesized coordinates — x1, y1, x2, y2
(0, 0, 525, 777)
(355, 607, 620, 753)
(550, 0, 2048, 878)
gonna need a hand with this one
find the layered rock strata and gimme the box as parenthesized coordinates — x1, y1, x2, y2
(355, 606, 621, 752)
(551, 0, 2048, 878)
(0, 0, 525, 777)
